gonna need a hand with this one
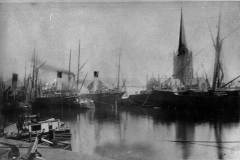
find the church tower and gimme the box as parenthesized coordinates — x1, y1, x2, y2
(173, 9, 193, 87)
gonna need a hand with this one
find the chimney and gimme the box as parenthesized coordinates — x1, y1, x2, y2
(93, 71, 99, 92)
(12, 73, 18, 91)
(94, 71, 99, 78)
(57, 71, 62, 90)
(12, 73, 18, 100)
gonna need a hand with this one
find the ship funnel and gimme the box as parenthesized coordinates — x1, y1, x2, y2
(12, 73, 18, 90)
(94, 71, 99, 78)
(57, 71, 62, 90)
(12, 73, 18, 100)
(93, 71, 99, 92)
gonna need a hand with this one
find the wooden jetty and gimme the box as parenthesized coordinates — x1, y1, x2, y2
(0, 138, 113, 160)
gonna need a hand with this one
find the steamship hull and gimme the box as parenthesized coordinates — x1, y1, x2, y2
(128, 92, 153, 107)
(33, 96, 80, 109)
(129, 89, 240, 112)
(80, 91, 124, 108)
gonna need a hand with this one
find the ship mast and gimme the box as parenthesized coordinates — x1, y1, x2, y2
(77, 40, 81, 90)
(32, 49, 36, 91)
(34, 53, 38, 98)
(68, 49, 72, 90)
(31, 49, 36, 100)
(211, 13, 224, 91)
(24, 59, 27, 89)
(117, 49, 121, 90)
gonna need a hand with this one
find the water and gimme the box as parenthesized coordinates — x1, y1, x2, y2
(2, 105, 240, 160)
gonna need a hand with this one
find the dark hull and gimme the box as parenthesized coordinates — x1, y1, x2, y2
(33, 96, 80, 109)
(80, 92, 124, 107)
(128, 90, 240, 112)
(1, 102, 31, 114)
(128, 93, 153, 107)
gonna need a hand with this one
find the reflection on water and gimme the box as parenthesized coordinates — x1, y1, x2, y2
(2, 105, 240, 160)
(175, 122, 195, 160)
(213, 122, 224, 160)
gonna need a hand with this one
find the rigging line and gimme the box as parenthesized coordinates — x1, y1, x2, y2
(37, 61, 46, 70)
(193, 48, 205, 57)
(222, 22, 240, 40)
(220, 74, 240, 88)
(206, 19, 216, 48)
(78, 59, 88, 73)
(79, 72, 88, 93)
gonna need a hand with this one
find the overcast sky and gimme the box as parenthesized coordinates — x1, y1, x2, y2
(0, 1, 240, 86)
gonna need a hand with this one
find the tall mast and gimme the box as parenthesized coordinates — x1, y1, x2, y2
(146, 73, 149, 89)
(34, 53, 38, 98)
(30, 48, 36, 100)
(68, 49, 72, 90)
(117, 49, 121, 90)
(32, 49, 36, 89)
(77, 40, 80, 89)
(24, 60, 27, 89)
(212, 13, 223, 91)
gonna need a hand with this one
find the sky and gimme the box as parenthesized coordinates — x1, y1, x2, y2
(0, 1, 240, 86)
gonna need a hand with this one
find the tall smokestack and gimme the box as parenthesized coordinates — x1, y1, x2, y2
(77, 40, 81, 89)
(94, 71, 99, 78)
(12, 73, 18, 90)
(93, 71, 99, 92)
(12, 73, 18, 100)
(57, 71, 62, 91)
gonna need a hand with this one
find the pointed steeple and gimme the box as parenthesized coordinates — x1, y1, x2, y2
(178, 8, 188, 56)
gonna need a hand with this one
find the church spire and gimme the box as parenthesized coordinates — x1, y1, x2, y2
(178, 8, 188, 56)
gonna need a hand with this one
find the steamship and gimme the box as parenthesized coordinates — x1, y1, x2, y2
(128, 10, 240, 112)
(30, 42, 123, 109)
(32, 71, 81, 108)
(80, 71, 124, 108)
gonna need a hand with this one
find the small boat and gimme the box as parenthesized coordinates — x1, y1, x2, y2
(4, 115, 70, 142)
(73, 97, 95, 109)
(0, 136, 45, 160)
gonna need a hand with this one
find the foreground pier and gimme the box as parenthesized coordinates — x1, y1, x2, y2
(0, 138, 112, 160)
